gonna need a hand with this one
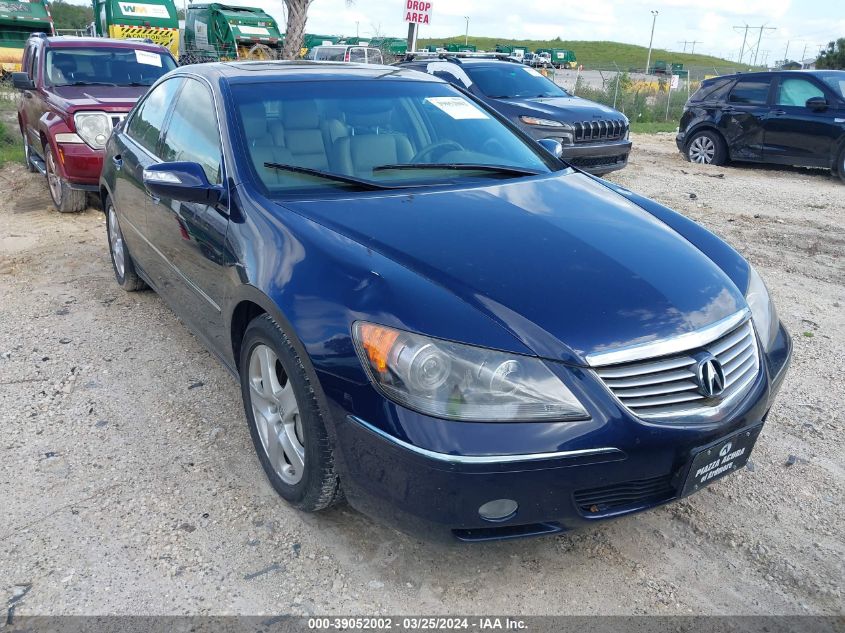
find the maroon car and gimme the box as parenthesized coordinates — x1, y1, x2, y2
(13, 35, 176, 212)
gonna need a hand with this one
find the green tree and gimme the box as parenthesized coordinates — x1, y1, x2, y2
(816, 38, 845, 69)
(49, 0, 94, 31)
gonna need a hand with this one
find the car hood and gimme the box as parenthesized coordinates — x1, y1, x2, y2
(499, 95, 625, 121)
(48, 85, 147, 111)
(281, 173, 746, 364)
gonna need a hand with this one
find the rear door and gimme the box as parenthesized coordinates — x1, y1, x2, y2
(148, 76, 231, 351)
(22, 43, 42, 150)
(763, 75, 836, 167)
(717, 77, 773, 161)
(113, 76, 184, 270)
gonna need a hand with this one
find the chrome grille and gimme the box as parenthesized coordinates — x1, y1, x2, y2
(573, 119, 627, 143)
(594, 319, 760, 420)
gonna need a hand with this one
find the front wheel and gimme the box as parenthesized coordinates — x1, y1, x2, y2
(685, 130, 727, 166)
(106, 197, 146, 291)
(45, 144, 87, 213)
(21, 128, 36, 173)
(240, 314, 342, 511)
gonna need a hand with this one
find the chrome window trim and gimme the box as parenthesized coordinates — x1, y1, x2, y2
(348, 415, 623, 464)
(586, 308, 751, 367)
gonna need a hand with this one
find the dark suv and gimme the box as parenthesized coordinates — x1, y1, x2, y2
(676, 70, 845, 182)
(399, 55, 631, 175)
(13, 35, 176, 212)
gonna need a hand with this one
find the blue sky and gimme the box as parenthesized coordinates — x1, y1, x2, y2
(77, 0, 845, 62)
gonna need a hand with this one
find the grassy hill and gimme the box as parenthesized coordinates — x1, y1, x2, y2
(417, 37, 748, 71)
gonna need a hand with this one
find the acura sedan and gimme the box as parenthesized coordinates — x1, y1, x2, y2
(100, 61, 792, 541)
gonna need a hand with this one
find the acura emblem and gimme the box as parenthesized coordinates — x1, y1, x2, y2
(696, 356, 726, 398)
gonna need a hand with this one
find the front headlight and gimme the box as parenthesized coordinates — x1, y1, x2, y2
(73, 112, 111, 149)
(745, 265, 779, 352)
(353, 322, 589, 422)
(519, 116, 571, 128)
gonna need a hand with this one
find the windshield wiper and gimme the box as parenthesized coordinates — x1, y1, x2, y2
(263, 162, 396, 190)
(66, 81, 119, 87)
(373, 163, 542, 177)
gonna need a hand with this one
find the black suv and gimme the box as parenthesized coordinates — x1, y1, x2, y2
(677, 70, 845, 182)
(399, 55, 631, 175)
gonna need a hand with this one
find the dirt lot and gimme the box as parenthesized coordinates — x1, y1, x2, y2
(0, 134, 843, 617)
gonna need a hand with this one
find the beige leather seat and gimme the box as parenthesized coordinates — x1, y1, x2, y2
(241, 103, 276, 148)
(279, 104, 330, 171)
(333, 110, 414, 178)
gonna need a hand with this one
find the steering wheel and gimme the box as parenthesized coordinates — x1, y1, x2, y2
(480, 138, 507, 156)
(411, 141, 464, 163)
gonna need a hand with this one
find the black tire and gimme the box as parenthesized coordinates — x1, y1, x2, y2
(45, 144, 87, 213)
(105, 196, 146, 291)
(685, 129, 727, 166)
(21, 128, 36, 173)
(240, 314, 342, 512)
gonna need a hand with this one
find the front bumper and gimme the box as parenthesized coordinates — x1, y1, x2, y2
(53, 141, 104, 187)
(561, 139, 632, 174)
(327, 323, 792, 542)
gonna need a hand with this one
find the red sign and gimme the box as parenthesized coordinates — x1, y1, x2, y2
(403, 0, 432, 25)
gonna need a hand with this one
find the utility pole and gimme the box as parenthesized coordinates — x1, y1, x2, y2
(645, 10, 658, 73)
(783, 40, 789, 62)
(734, 24, 749, 63)
(752, 25, 776, 66)
(678, 40, 701, 53)
(464, 16, 469, 46)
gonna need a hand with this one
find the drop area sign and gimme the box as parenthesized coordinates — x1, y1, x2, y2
(403, 0, 432, 25)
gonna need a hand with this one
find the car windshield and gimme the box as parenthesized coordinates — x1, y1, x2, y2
(464, 65, 568, 99)
(45, 48, 176, 87)
(819, 74, 845, 99)
(233, 79, 556, 196)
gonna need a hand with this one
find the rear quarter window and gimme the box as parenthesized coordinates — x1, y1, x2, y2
(689, 78, 733, 103)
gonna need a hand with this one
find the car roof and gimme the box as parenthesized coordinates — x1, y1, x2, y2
(706, 69, 844, 82)
(401, 57, 521, 69)
(38, 36, 169, 54)
(181, 60, 441, 84)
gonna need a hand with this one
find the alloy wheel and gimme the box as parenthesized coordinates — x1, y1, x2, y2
(108, 205, 125, 279)
(248, 344, 305, 485)
(45, 148, 62, 204)
(688, 136, 716, 164)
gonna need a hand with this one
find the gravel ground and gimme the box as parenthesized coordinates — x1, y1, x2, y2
(0, 134, 843, 617)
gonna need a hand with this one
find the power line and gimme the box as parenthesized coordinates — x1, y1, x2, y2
(677, 40, 702, 54)
(733, 24, 776, 66)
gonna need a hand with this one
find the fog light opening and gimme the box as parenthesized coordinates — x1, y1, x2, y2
(478, 499, 518, 522)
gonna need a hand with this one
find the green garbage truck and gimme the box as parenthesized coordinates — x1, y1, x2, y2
(92, 0, 179, 58)
(534, 48, 577, 69)
(0, 0, 54, 74)
(184, 3, 283, 62)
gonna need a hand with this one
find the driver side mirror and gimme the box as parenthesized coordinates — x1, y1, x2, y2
(538, 138, 564, 159)
(806, 96, 827, 111)
(143, 162, 223, 205)
(12, 72, 34, 91)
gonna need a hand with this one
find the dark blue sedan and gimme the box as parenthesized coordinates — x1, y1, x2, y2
(99, 61, 792, 542)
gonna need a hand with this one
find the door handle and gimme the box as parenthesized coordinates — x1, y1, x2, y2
(772, 109, 787, 116)
(111, 155, 123, 170)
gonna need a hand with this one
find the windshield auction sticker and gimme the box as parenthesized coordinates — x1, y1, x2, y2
(135, 50, 162, 67)
(425, 97, 489, 120)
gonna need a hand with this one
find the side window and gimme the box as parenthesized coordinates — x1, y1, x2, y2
(776, 78, 825, 107)
(349, 47, 365, 62)
(126, 77, 183, 155)
(728, 79, 771, 105)
(160, 78, 222, 184)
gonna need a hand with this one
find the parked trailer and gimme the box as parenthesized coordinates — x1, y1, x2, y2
(0, 0, 54, 74)
(184, 3, 282, 62)
(92, 0, 179, 58)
